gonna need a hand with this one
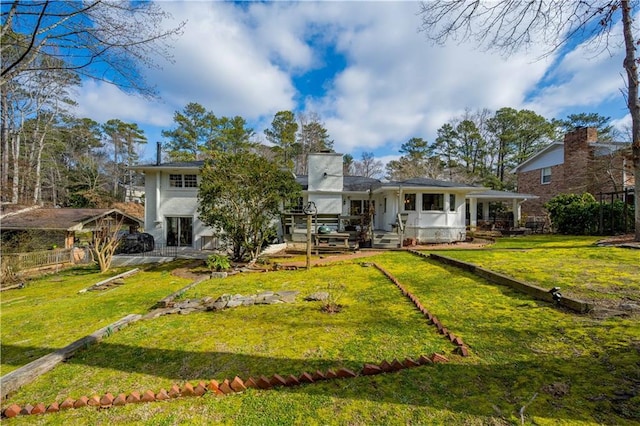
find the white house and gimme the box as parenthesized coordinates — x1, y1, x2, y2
(133, 152, 537, 249)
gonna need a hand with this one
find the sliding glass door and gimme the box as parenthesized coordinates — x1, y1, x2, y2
(166, 217, 193, 247)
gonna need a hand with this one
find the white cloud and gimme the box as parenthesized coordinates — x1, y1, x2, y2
(70, 0, 632, 161)
(147, 1, 297, 118)
(303, 2, 554, 153)
(71, 80, 173, 126)
(524, 28, 627, 118)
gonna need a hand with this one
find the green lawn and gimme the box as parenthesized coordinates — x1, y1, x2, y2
(0, 263, 192, 376)
(428, 235, 640, 303)
(1, 237, 639, 425)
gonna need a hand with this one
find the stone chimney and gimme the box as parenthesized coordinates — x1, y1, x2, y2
(562, 127, 598, 193)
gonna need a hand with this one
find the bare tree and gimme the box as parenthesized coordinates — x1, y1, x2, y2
(353, 152, 384, 179)
(419, 0, 640, 240)
(90, 217, 123, 273)
(1, 1, 184, 95)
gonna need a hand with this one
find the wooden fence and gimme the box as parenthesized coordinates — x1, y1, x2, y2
(1, 247, 90, 280)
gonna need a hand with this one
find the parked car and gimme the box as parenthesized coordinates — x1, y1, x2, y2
(117, 232, 154, 254)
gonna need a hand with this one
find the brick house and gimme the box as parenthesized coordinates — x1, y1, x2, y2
(513, 127, 634, 217)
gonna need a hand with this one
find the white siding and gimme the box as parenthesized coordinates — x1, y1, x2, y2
(308, 193, 342, 214)
(518, 145, 564, 172)
(308, 153, 343, 192)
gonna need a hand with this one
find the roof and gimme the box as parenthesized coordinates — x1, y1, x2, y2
(512, 140, 631, 173)
(381, 177, 482, 190)
(0, 208, 143, 232)
(511, 143, 563, 173)
(296, 175, 485, 192)
(131, 161, 204, 171)
(470, 189, 538, 200)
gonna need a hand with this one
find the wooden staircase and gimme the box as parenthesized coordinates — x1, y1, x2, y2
(372, 230, 401, 249)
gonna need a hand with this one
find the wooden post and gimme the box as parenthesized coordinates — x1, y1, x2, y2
(306, 213, 312, 270)
(64, 231, 75, 249)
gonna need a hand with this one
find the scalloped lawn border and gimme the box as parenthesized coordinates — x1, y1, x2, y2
(2, 353, 451, 418)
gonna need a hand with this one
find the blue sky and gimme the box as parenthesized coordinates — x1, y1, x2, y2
(70, 1, 634, 165)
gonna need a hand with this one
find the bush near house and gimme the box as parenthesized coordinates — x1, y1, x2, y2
(545, 193, 634, 235)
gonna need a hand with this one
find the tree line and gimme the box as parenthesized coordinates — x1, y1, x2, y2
(385, 109, 618, 190)
(1, 0, 183, 207)
(0, 77, 623, 208)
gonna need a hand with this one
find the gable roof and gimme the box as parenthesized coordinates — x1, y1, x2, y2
(0, 208, 143, 232)
(512, 140, 631, 173)
(511, 143, 563, 173)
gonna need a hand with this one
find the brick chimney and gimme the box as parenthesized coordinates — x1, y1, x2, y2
(562, 127, 598, 193)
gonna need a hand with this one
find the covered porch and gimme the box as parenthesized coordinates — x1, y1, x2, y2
(466, 190, 539, 233)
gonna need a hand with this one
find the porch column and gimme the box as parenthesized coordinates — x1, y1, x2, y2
(482, 202, 490, 221)
(513, 199, 521, 226)
(469, 197, 477, 231)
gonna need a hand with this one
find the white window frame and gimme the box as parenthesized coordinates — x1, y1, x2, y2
(169, 174, 198, 189)
(421, 193, 444, 211)
(541, 167, 552, 184)
(403, 193, 416, 211)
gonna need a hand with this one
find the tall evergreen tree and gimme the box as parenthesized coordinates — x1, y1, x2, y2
(264, 110, 299, 170)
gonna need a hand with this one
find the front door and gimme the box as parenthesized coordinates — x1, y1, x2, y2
(166, 217, 193, 247)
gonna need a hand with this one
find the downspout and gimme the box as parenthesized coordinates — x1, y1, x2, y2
(398, 186, 404, 246)
(155, 171, 161, 223)
(155, 142, 162, 224)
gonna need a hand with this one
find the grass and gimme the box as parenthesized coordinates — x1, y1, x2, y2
(0, 262, 192, 376)
(1, 236, 639, 425)
(427, 235, 640, 303)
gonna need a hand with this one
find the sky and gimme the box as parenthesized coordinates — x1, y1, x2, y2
(71, 1, 634, 166)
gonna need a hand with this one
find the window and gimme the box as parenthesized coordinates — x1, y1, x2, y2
(403, 193, 416, 211)
(350, 199, 371, 216)
(169, 174, 182, 188)
(383, 197, 387, 213)
(422, 193, 444, 211)
(169, 174, 198, 188)
(166, 217, 193, 247)
(541, 167, 551, 184)
(184, 174, 197, 187)
(350, 200, 362, 215)
(449, 194, 456, 212)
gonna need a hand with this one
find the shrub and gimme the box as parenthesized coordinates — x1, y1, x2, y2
(545, 193, 634, 235)
(206, 254, 231, 272)
(545, 193, 596, 234)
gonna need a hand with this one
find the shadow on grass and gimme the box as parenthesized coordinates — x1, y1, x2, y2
(2, 342, 638, 424)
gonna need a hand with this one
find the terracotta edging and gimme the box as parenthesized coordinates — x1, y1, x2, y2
(1, 354, 448, 419)
(0, 314, 142, 400)
(2, 261, 465, 419)
(371, 263, 471, 357)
